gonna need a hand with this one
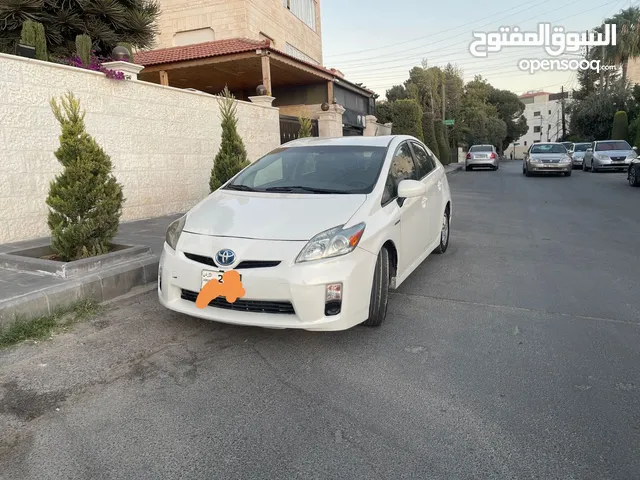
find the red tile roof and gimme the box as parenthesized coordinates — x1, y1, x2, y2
(134, 38, 270, 66)
(519, 91, 551, 99)
(134, 37, 376, 95)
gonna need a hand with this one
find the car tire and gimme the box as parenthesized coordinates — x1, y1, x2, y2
(525, 167, 531, 177)
(630, 165, 640, 187)
(433, 208, 450, 255)
(362, 247, 390, 328)
(592, 163, 598, 173)
(582, 162, 587, 171)
(565, 170, 572, 176)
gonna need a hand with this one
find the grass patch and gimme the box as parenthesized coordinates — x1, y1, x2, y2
(0, 299, 102, 348)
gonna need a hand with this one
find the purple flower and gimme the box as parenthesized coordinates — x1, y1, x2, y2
(59, 53, 125, 81)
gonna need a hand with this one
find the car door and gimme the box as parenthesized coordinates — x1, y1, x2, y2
(585, 142, 594, 168)
(409, 141, 442, 249)
(381, 142, 425, 275)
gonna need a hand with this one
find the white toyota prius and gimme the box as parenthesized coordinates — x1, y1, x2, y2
(158, 135, 452, 331)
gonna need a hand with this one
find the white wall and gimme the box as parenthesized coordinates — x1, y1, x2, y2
(0, 53, 281, 244)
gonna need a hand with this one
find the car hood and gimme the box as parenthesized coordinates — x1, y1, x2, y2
(183, 190, 368, 241)
(572, 151, 586, 157)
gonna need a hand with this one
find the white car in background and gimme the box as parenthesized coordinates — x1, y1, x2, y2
(158, 136, 453, 331)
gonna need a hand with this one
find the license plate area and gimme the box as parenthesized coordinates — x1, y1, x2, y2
(201, 269, 242, 289)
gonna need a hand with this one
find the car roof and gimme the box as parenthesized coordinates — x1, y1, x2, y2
(282, 135, 414, 148)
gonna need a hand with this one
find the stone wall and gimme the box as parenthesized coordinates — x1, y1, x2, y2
(0, 53, 281, 244)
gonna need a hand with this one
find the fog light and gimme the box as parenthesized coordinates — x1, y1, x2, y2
(325, 301, 341, 316)
(326, 283, 342, 301)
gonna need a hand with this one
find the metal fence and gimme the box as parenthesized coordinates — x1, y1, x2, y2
(279, 115, 319, 145)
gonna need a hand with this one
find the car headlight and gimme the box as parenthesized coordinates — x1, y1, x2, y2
(626, 153, 637, 159)
(296, 223, 366, 263)
(560, 155, 571, 163)
(596, 154, 609, 160)
(165, 215, 187, 250)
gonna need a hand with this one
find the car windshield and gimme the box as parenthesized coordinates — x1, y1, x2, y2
(595, 141, 632, 151)
(530, 144, 567, 154)
(573, 143, 591, 152)
(225, 145, 388, 194)
(469, 146, 492, 152)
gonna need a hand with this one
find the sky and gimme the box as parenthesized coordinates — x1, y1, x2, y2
(319, 0, 632, 99)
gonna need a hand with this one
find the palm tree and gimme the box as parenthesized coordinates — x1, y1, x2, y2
(601, 6, 640, 83)
(0, 0, 160, 59)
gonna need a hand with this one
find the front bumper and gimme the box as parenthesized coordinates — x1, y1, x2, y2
(593, 158, 632, 170)
(157, 233, 378, 331)
(528, 162, 572, 173)
(571, 156, 584, 166)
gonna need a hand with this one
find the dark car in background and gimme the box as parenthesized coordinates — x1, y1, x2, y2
(628, 157, 640, 187)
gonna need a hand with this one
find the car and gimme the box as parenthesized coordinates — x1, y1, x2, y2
(583, 140, 638, 172)
(158, 135, 453, 332)
(561, 141, 574, 152)
(569, 142, 592, 169)
(628, 156, 640, 187)
(522, 142, 573, 177)
(465, 145, 499, 171)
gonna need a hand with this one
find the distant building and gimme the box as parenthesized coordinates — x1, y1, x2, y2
(507, 90, 571, 158)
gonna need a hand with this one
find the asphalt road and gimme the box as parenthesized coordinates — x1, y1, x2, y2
(1, 161, 639, 480)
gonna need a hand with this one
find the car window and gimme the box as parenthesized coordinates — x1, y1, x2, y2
(228, 145, 388, 194)
(382, 142, 417, 205)
(410, 142, 436, 178)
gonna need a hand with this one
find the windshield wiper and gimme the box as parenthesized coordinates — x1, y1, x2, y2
(264, 186, 348, 194)
(225, 184, 258, 192)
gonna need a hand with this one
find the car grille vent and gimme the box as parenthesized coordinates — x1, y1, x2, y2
(180, 289, 295, 315)
(183, 253, 280, 269)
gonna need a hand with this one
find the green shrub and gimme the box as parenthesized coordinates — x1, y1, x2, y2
(611, 110, 629, 141)
(75, 34, 92, 65)
(375, 101, 394, 125)
(392, 99, 423, 141)
(210, 86, 250, 192)
(47, 92, 125, 261)
(298, 116, 313, 138)
(436, 121, 451, 165)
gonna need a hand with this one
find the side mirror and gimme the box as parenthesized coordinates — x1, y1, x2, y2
(633, 146, 638, 152)
(397, 179, 426, 199)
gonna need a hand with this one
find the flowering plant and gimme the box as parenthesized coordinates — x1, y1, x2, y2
(60, 53, 125, 80)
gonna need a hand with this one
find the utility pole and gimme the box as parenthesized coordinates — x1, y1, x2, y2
(442, 81, 446, 123)
(600, 22, 605, 91)
(585, 30, 591, 94)
(561, 86, 566, 139)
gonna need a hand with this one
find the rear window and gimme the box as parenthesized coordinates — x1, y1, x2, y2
(469, 146, 493, 152)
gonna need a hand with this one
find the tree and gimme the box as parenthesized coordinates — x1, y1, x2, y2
(434, 119, 450, 164)
(602, 7, 640, 83)
(20, 20, 48, 61)
(210, 86, 250, 192)
(375, 101, 394, 125)
(385, 85, 408, 102)
(47, 92, 124, 262)
(422, 112, 439, 157)
(0, 1, 160, 59)
(76, 34, 92, 65)
(611, 110, 629, 140)
(392, 99, 423, 141)
(488, 88, 528, 152)
(486, 116, 508, 148)
(298, 116, 313, 138)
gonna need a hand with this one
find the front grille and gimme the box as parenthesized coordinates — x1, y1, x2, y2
(184, 253, 280, 269)
(612, 156, 626, 161)
(180, 289, 295, 315)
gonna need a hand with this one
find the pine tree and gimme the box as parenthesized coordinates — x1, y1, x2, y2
(210, 86, 250, 192)
(298, 116, 313, 138)
(47, 92, 124, 262)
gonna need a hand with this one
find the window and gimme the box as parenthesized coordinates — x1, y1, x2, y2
(283, 0, 317, 31)
(524, 141, 527, 146)
(285, 43, 319, 65)
(533, 126, 541, 133)
(530, 144, 567, 154)
(533, 111, 541, 117)
(595, 140, 632, 151)
(228, 145, 387, 194)
(411, 142, 436, 178)
(548, 110, 551, 114)
(382, 143, 417, 205)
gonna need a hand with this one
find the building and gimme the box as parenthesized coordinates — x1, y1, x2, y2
(507, 90, 570, 158)
(154, 0, 323, 66)
(134, 0, 383, 140)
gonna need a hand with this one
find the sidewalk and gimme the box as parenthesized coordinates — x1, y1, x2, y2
(0, 165, 463, 326)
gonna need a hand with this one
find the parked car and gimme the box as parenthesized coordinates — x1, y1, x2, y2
(628, 156, 640, 187)
(522, 142, 573, 176)
(158, 135, 453, 332)
(583, 140, 638, 172)
(562, 142, 574, 152)
(465, 145, 499, 171)
(570, 142, 592, 168)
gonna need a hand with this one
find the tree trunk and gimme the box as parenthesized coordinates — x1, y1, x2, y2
(622, 59, 628, 83)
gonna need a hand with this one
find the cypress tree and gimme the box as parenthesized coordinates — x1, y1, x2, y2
(47, 92, 124, 261)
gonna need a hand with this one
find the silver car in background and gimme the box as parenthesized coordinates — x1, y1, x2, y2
(522, 142, 573, 177)
(583, 140, 638, 172)
(465, 145, 499, 171)
(570, 142, 592, 168)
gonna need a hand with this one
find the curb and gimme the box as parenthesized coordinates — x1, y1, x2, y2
(0, 254, 158, 329)
(445, 163, 464, 175)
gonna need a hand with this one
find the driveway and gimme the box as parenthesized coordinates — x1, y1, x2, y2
(1, 162, 639, 479)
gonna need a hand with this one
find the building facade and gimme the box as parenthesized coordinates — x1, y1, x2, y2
(154, 0, 323, 65)
(507, 90, 571, 158)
